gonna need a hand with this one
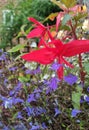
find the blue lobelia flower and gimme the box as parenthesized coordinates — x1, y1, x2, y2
(71, 109, 81, 117)
(84, 95, 89, 102)
(54, 107, 61, 117)
(50, 62, 61, 71)
(25, 107, 35, 116)
(35, 107, 46, 116)
(16, 112, 23, 119)
(87, 87, 89, 92)
(13, 97, 24, 105)
(9, 81, 22, 96)
(29, 122, 40, 130)
(8, 66, 18, 71)
(48, 77, 60, 91)
(14, 123, 27, 130)
(3, 97, 13, 109)
(64, 74, 78, 86)
(30, 125, 40, 130)
(25, 67, 41, 75)
(27, 93, 36, 103)
(42, 122, 47, 129)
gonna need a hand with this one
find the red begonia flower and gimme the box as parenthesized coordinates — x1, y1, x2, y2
(22, 39, 89, 79)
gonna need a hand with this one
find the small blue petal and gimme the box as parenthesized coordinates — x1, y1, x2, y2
(54, 108, 61, 117)
(64, 74, 78, 86)
(71, 109, 81, 117)
(87, 87, 89, 92)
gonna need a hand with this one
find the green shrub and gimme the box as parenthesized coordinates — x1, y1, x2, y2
(0, 0, 60, 50)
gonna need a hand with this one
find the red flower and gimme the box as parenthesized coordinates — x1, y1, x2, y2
(22, 39, 89, 79)
(27, 17, 54, 46)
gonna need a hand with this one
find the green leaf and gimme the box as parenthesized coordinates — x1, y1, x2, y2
(61, 0, 76, 8)
(84, 62, 89, 73)
(74, 13, 88, 21)
(8, 44, 26, 53)
(18, 76, 30, 83)
(43, 12, 58, 22)
(62, 14, 71, 25)
(50, 0, 66, 9)
(59, 25, 70, 31)
(72, 86, 82, 109)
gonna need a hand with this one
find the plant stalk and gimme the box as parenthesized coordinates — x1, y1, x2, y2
(69, 20, 85, 84)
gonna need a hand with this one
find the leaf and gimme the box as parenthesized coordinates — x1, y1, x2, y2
(59, 25, 70, 31)
(72, 86, 82, 109)
(18, 76, 30, 82)
(8, 44, 27, 53)
(61, 0, 76, 8)
(74, 13, 88, 21)
(50, 0, 66, 10)
(84, 62, 89, 73)
(62, 14, 71, 25)
(43, 12, 59, 22)
(21, 24, 27, 32)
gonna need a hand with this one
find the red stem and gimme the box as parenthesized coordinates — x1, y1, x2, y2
(69, 20, 85, 84)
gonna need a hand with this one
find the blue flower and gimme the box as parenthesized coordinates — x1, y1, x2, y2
(54, 107, 61, 117)
(64, 74, 78, 86)
(71, 109, 81, 117)
(9, 81, 22, 96)
(87, 87, 89, 92)
(35, 93, 40, 99)
(27, 94, 36, 103)
(50, 62, 61, 71)
(84, 95, 89, 102)
(16, 112, 23, 119)
(42, 122, 47, 129)
(25, 67, 41, 75)
(4, 78, 8, 86)
(29, 122, 40, 130)
(3, 98, 13, 108)
(27, 93, 36, 103)
(31, 125, 40, 130)
(46, 77, 60, 92)
(25, 106, 46, 117)
(2, 126, 11, 130)
(35, 107, 46, 116)
(1, 96, 24, 108)
(9, 66, 18, 71)
(25, 107, 34, 116)
(14, 123, 27, 130)
(13, 98, 24, 104)
(0, 53, 7, 61)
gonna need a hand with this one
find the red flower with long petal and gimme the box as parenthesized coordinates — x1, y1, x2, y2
(27, 17, 54, 46)
(22, 39, 89, 79)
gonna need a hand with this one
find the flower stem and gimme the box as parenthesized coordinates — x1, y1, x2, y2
(69, 20, 85, 84)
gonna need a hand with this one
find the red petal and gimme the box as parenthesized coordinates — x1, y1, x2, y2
(57, 57, 64, 79)
(21, 48, 57, 64)
(57, 66, 64, 79)
(28, 17, 45, 28)
(62, 40, 89, 57)
(61, 57, 74, 68)
(27, 27, 45, 38)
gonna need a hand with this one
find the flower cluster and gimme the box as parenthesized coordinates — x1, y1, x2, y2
(1, 0, 89, 129)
